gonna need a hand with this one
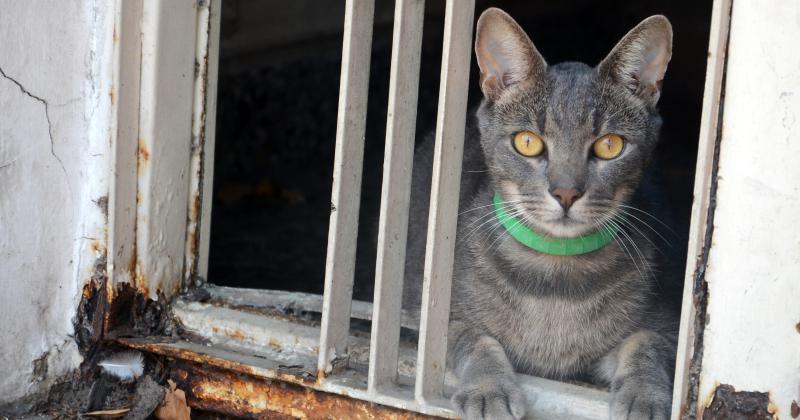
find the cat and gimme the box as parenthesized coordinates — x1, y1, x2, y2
(403, 7, 679, 420)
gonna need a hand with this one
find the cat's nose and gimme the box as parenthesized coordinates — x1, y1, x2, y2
(550, 188, 583, 211)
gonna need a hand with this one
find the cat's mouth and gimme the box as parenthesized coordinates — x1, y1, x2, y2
(541, 213, 597, 238)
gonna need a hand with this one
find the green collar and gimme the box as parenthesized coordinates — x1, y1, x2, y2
(493, 192, 618, 256)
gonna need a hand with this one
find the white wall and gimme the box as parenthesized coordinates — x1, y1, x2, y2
(0, 1, 114, 405)
(697, 0, 800, 416)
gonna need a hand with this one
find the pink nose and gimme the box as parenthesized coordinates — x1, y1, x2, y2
(550, 188, 583, 210)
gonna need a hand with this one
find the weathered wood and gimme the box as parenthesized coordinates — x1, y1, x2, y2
(369, 0, 426, 394)
(670, 0, 731, 417)
(318, 0, 375, 375)
(415, 0, 475, 402)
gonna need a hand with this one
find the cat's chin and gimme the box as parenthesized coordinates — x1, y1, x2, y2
(538, 216, 598, 239)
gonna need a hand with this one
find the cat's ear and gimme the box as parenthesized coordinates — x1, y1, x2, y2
(599, 15, 673, 107)
(475, 8, 547, 102)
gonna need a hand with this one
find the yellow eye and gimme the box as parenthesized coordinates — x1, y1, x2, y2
(592, 134, 625, 160)
(513, 131, 545, 157)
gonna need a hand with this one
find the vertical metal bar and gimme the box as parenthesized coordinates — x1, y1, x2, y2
(415, 0, 475, 402)
(196, 0, 222, 281)
(107, 0, 143, 296)
(368, 0, 425, 394)
(137, 0, 199, 299)
(185, 0, 221, 285)
(671, 0, 732, 417)
(318, 0, 375, 375)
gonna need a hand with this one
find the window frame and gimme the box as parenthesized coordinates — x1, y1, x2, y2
(103, 0, 750, 418)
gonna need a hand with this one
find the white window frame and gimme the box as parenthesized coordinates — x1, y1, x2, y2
(106, 0, 800, 418)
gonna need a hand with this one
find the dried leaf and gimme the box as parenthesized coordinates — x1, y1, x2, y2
(82, 408, 131, 418)
(154, 379, 191, 420)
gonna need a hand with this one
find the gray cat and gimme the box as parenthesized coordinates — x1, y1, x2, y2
(404, 8, 678, 420)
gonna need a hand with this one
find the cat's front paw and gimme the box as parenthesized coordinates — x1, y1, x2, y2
(452, 375, 527, 420)
(610, 379, 671, 420)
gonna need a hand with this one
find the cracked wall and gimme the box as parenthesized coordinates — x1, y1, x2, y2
(0, 0, 115, 406)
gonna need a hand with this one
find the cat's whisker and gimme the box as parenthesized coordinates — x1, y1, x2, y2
(607, 200, 678, 236)
(608, 217, 655, 281)
(612, 213, 666, 256)
(600, 215, 648, 283)
(459, 199, 532, 216)
(614, 208, 674, 248)
(479, 206, 536, 247)
(464, 206, 529, 243)
(463, 202, 516, 230)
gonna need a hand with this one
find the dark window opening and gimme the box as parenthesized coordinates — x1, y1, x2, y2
(208, 0, 713, 304)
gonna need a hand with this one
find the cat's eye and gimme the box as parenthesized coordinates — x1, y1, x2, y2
(592, 134, 625, 160)
(513, 131, 545, 157)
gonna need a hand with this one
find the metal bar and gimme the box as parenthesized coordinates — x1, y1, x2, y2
(184, 0, 219, 286)
(368, 0, 426, 394)
(107, 0, 143, 297)
(193, 0, 222, 282)
(318, 0, 375, 375)
(415, 0, 475, 402)
(136, 0, 199, 299)
(670, 0, 732, 417)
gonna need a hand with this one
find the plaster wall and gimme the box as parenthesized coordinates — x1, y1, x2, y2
(0, 1, 114, 405)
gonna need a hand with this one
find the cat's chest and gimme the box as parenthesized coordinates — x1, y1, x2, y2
(473, 285, 636, 378)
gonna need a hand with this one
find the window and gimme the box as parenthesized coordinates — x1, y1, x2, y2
(105, 0, 776, 418)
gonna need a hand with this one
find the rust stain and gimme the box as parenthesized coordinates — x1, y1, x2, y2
(82, 284, 93, 299)
(133, 261, 150, 298)
(110, 85, 116, 107)
(222, 328, 252, 342)
(138, 139, 150, 163)
(703, 384, 777, 420)
(120, 338, 316, 387)
(268, 338, 282, 349)
(116, 339, 452, 418)
(186, 191, 201, 271)
(167, 362, 440, 420)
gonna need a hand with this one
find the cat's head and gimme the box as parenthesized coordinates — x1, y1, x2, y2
(474, 8, 672, 239)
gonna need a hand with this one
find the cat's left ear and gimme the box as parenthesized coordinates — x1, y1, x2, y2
(599, 15, 672, 107)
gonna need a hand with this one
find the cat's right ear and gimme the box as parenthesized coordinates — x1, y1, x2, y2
(475, 8, 547, 102)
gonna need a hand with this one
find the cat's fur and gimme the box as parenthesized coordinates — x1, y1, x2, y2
(404, 8, 678, 420)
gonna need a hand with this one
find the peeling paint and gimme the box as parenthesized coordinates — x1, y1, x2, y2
(703, 384, 776, 419)
(31, 353, 49, 383)
(166, 361, 440, 419)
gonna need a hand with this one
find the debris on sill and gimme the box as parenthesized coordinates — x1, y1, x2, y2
(10, 351, 193, 420)
(703, 384, 777, 420)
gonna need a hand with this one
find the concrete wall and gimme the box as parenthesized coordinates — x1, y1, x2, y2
(0, 1, 114, 406)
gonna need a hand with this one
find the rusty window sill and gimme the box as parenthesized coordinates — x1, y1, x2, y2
(119, 286, 610, 419)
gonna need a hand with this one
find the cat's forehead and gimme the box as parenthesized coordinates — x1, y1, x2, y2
(541, 62, 599, 135)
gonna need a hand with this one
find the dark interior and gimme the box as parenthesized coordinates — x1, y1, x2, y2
(208, 0, 712, 300)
